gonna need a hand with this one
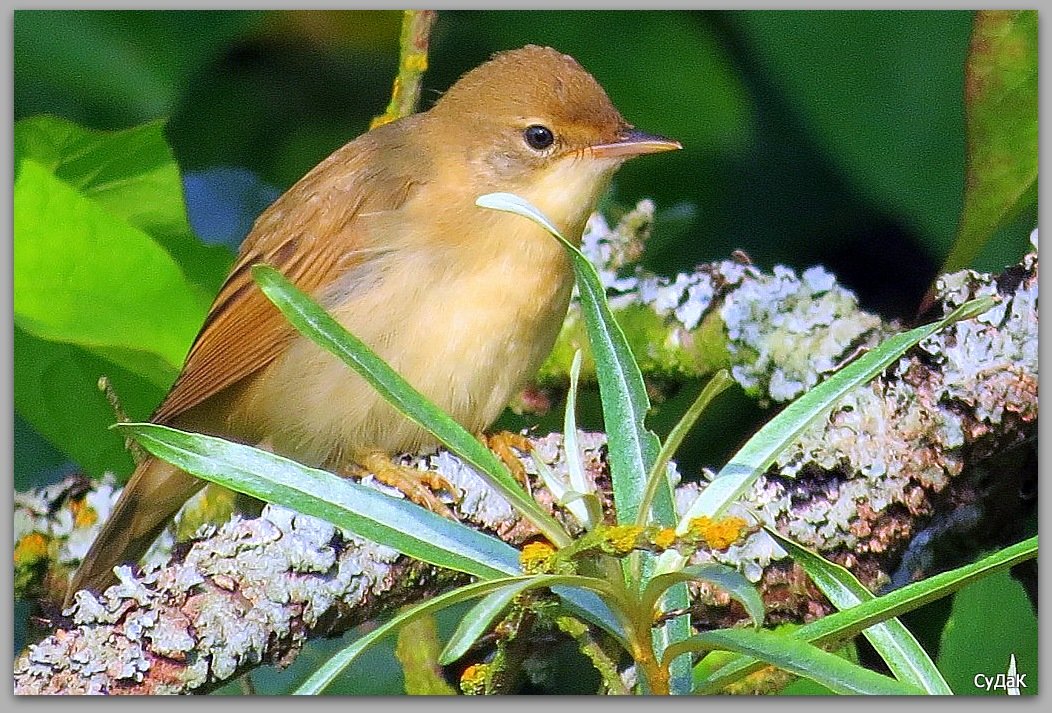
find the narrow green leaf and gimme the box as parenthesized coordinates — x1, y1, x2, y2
(562, 350, 595, 528)
(294, 574, 616, 695)
(668, 628, 924, 695)
(251, 265, 570, 549)
(476, 192, 690, 692)
(121, 422, 521, 580)
(295, 576, 531, 695)
(127, 421, 629, 650)
(439, 580, 535, 665)
(769, 530, 951, 694)
(642, 563, 765, 630)
(942, 10, 1037, 274)
(694, 536, 1037, 693)
(475, 192, 660, 526)
(659, 296, 997, 576)
(636, 370, 734, 528)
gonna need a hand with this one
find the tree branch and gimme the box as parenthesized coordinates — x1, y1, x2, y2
(14, 230, 1037, 694)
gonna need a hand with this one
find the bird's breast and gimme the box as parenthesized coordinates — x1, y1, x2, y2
(232, 210, 575, 466)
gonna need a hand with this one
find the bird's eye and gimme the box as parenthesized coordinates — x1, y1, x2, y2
(523, 124, 555, 151)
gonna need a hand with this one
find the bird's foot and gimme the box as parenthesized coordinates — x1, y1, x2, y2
(357, 451, 458, 519)
(481, 431, 533, 489)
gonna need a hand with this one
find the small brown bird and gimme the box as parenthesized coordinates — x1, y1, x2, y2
(67, 45, 680, 603)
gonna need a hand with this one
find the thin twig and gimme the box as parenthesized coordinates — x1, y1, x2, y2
(98, 376, 146, 464)
(371, 10, 438, 128)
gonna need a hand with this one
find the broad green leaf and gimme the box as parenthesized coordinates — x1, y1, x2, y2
(694, 536, 1037, 693)
(641, 563, 765, 631)
(659, 296, 996, 576)
(942, 10, 1037, 274)
(732, 11, 971, 259)
(14, 11, 264, 123)
(14, 159, 208, 382)
(121, 423, 521, 581)
(937, 569, 1038, 695)
(12, 116, 227, 479)
(13, 115, 233, 293)
(14, 116, 190, 237)
(636, 370, 734, 528)
(769, 530, 951, 694)
(668, 628, 923, 695)
(14, 327, 164, 477)
(251, 265, 570, 549)
(294, 574, 614, 695)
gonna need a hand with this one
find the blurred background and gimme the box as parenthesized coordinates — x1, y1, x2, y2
(15, 10, 1035, 305)
(13, 9, 1037, 695)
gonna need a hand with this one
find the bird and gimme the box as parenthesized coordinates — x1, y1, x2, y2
(66, 44, 681, 605)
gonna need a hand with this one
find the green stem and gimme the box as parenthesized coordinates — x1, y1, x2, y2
(371, 10, 438, 128)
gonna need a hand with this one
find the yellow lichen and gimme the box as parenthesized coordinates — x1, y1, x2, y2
(459, 663, 488, 695)
(69, 497, 98, 528)
(687, 515, 749, 550)
(14, 532, 49, 566)
(403, 52, 428, 73)
(652, 527, 677, 550)
(520, 541, 557, 574)
(603, 525, 643, 555)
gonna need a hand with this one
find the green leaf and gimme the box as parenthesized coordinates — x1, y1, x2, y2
(120, 423, 521, 581)
(294, 574, 613, 695)
(14, 159, 209, 383)
(123, 421, 630, 651)
(251, 264, 570, 549)
(942, 10, 1037, 274)
(13, 115, 233, 292)
(561, 350, 595, 528)
(475, 192, 660, 527)
(14, 327, 164, 477)
(769, 530, 951, 694)
(694, 536, 1037, 693)
(642, 563, 765, 631)
(731, 11, 972, 259)
(14, 11, 264, 123)
(659, 296, 997, 575)
(937, 569, 1038, 695)
(439, 579, 537, 665)
(14, 116, 190, 237)
(636, 370, 734, 528)
(12, 116, 228, 477)
(668, 628, 923, 695)
(475, 191, 690, 692)
(475, 194, 694, 694)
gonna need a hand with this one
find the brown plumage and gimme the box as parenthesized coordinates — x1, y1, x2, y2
(66, 45, 680, 605)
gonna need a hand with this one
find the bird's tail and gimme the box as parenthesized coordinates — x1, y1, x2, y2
(64, 456, 204, 607)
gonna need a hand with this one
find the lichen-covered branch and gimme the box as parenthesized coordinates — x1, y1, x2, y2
(14, 434, 607, 695)
(533, 201, 892, 409)
(14, 236, 1036, 694)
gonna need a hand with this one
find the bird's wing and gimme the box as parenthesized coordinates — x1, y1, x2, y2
(152, 135, 416, 424)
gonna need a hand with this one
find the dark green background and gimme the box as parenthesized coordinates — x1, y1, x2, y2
(14, 10, 1035, 312)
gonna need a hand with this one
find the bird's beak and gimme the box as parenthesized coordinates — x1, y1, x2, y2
(589, 128, 682, 159)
